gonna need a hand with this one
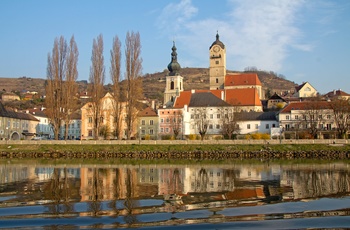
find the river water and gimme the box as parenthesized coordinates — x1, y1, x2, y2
(0, 160, 349, 229)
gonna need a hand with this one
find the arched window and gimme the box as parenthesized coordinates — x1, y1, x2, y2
(170, 81, 175, 90)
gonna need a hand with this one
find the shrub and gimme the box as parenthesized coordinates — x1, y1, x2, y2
(261, 133, 270, 140)
(188, 134, 200, 140)
(161, 135, 172, 140)
(144, 134, 151, 140)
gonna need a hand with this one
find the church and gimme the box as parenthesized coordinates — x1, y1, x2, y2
(163, 33, 263, 112)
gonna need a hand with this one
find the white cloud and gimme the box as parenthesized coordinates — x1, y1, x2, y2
(157, 0, 308, 72)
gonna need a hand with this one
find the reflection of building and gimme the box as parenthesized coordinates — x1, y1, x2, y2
(183, 167, 236, 194)
(158, 167, 185, 195)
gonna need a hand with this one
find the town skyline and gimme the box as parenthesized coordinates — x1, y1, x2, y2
(1, 0, 350, 94)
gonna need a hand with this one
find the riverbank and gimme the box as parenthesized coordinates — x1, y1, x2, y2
(1, 143, 349, 161)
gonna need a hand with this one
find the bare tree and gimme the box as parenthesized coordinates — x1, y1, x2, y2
(220, 107, 240, 139)
(330, 98, 350, 138)
(125, 31, 143, 139)
(110, 35, 124, 139)
(45, 36, 67, 140)
(192, 107, 209, 140)
(302, 101, 329, 139)
(89, 34, 105, 140)
(170, 109, 183, 139)
(62, 35, 79, 140)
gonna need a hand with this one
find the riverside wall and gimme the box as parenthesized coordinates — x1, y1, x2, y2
(1, 139, 349, 145)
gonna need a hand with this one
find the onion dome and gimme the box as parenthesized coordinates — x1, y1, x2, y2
(209, 32, 225, 50)
(167, 41, 181, 76)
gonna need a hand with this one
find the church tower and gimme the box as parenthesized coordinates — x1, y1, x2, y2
(164, 42, 183, 107)
(209, 32, 226, 90)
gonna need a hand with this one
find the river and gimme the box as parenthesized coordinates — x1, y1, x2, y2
(0, 160, 349, 229)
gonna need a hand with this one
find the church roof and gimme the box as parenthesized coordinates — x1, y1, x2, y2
(225, 88, 262, 106)
(225, 73, 262, 87)
(188, 92, 230, 107)
(167, 42, 181, 76)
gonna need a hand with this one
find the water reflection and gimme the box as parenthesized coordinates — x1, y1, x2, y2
(0, 162, 350, 229)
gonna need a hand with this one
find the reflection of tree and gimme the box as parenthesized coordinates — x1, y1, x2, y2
(43, 168, 75, 216)
(123, 168, 138, 226)
(197, 168, 208, 193)
(172, 168, 182, 194)
(107, 168, 120, 217)
(87, 168, 102, 217)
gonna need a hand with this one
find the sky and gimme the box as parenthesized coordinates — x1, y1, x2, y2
(0, 0, 350, 94)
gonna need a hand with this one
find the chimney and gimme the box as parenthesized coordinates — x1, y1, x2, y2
(221, 90, 225, 100)
(184, 104, 188, 112)
(191, 89, 195, 94)
(151, 100, 155, 110)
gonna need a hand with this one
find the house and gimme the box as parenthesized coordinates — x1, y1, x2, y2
(0, 102, 39, 140)
(324, 89, 350, 100)
(138, 106, 159, 140)
(59, 110, 81, 140)
(278, 101, 336, 139)
(26, 107, 54, 139)
(266, 92, 287, 110)
(81, 92, 131, 140)
(1, 92, 20, 102)
(293, 82, 318, 98)
(235, 111, 278, 135)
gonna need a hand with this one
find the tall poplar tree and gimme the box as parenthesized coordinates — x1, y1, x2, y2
(89, 34, 105, 140)
(125, 31, 143, 139)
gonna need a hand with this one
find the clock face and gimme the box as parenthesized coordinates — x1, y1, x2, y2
(213, 46, 220, 52)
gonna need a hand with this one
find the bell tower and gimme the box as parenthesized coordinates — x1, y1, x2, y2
(164, 42, 183, 107)
(209, 32, 226, 90)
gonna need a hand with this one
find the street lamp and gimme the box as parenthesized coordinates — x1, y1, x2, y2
(6, 126, 9, 140)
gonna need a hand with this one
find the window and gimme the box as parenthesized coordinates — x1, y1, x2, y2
(327, 115, 331, 119)
(88, 117, 92, 123)
(166, 118, 170, 123)
(165, 128, 169, 133)
(318, 115, 322, 120)
(286, 115, 290, 120)
(88, 130, 93, 136)
(255, 124, 258, 129)
(100, 117, 104, 123)
(217, 114, 221, 119)
(209, 124, 213, 129)
(170, 81, 174, 90)
(216, 61, 219, 65)
(160, 118, 164, 123)
(149, 129, 154, 135)
(210, 114, 213, 119)
(160, 128, 164, 133)
(191, 114, 194, 119)
(216, 124, 220, 129)
(141, 129, 145, 135)
(266, 124, 269, 129)
(295, 115, 299, 120)
(141, 120, 145, 125)
(149, 120, 154, 125)
(247, 124, 251, 129)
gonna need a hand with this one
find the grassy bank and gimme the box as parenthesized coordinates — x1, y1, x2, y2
(1, 143, 349, 153)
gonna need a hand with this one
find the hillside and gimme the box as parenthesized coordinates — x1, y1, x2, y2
(0, 68, 297, 103)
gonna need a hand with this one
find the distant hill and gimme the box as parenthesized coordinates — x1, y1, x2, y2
(142, 68, 298, 101)
(0, 68, 298, 103)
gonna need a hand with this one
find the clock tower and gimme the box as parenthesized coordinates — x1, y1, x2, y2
(164, 42, 183, 107)
(209, 32, 226, 90)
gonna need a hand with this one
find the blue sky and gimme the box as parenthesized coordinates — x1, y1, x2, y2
(0, 0, 349, 94)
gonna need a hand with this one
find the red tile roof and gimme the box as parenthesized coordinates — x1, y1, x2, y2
(138, 106, 158, 117)
(173, 88, 261, 108)
(225, 88, 262, 106)
(280, 101, 331, 113)
(225, 73, 261, 87)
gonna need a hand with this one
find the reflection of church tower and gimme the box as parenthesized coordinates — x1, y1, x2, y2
(164, 42, 183, 107)
(209, 32, 226, 90)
